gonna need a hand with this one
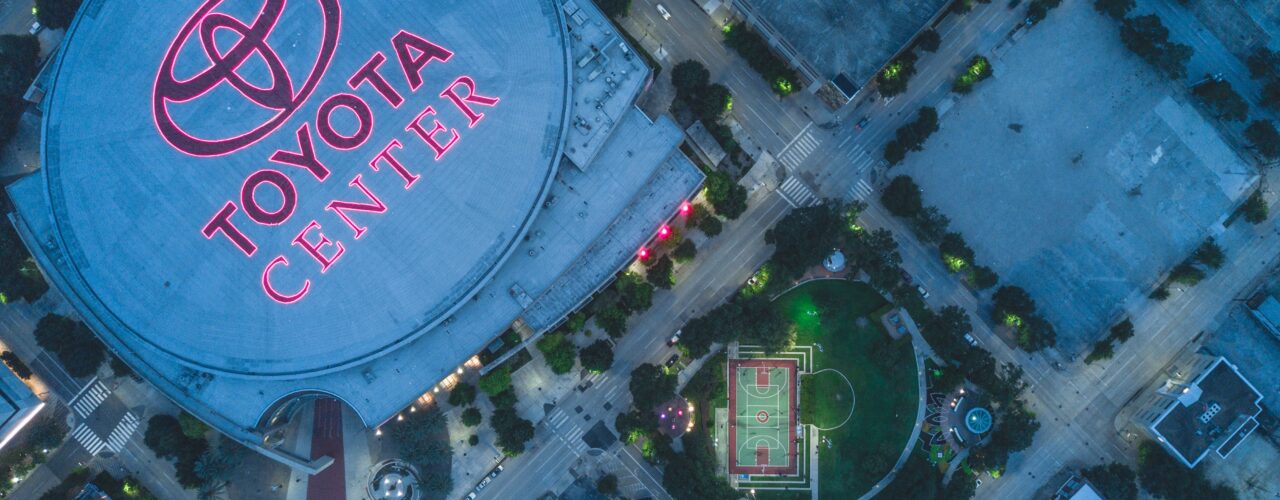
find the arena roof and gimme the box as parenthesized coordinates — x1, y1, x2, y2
(31, 0, 571, 378)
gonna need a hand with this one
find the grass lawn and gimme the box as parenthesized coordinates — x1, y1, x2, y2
(780, 280, 919, 500)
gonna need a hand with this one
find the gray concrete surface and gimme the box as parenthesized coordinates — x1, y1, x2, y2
(899, 0, 1255, 355)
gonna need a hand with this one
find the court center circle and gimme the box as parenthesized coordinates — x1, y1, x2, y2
(756, 410, 770, 423)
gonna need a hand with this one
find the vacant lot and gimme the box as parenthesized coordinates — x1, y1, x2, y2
(900, 1, 1255, 354)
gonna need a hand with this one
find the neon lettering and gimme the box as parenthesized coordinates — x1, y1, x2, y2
(326, 175, 387, 239)
(406, 106, 458, 160)
(369, 139, 420, 188)
(240, 170, 298, 226)
(262, 256, 310, 304)
(349, 52, 404, 108)
(292, 221, 345, 272)
(441, 76, 500, 127)
(391, 30, 454, 91)
(316, 93, 374, 150)
(201, 202, 257, 256)
(269, 124, 330, 181)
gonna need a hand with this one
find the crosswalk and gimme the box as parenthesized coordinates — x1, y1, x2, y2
(778, 176, 820, 208)
(105, 412, 141, 453)
(70, 377, 109, 419)
(776, 125, 820, 171)
(72, 422, 109, 455)
(546, 408, 590, 455)
(845, 179, 874, 201)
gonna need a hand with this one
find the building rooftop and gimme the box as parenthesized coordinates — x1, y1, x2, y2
(0, 362, 43, 450)
(8, 0, 701, 446)
(1151, 358, 1264, 467)
(561, 0, 650, 169)
(736, 0, 947, 89)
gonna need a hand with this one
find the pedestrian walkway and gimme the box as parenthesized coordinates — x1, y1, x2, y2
(845, 179, 874, 202)
(69, 377, 109, 419)
(71, 422, 108, 455)
(545, 408, 589, 455)
(778, 176, 820, 208)
(104, 412, 141, 453)
(777, 124, 820, 171)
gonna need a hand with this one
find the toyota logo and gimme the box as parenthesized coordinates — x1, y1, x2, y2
(153, 0, 341, 157)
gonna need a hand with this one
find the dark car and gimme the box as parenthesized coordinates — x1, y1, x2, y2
(665, 354, 680, 367)
(854, 116, 870, 130)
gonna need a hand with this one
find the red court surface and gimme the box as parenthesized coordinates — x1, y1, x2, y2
(306, 398, 345, 500)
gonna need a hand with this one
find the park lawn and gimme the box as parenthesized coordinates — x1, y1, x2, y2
(781, 280, 919, 500)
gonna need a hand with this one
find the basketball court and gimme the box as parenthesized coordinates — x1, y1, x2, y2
(727, 358, 798, 475)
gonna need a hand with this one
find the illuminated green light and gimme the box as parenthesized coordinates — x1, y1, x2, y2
(1003, 314, 1022, 328)
(722, 23, 733, 34)
(943, 254, 968, 273)
(773, 78, 794, 96)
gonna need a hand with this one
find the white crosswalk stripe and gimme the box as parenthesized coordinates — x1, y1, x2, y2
(105, 412, 141, 453)
(70, 380, 111, 419)
(548, 409, 570, 429)
(778, 176, 819, 208)
(777, 129, 821, 171)
(72, 423, 108, 455)
(845, 179, 874, 201)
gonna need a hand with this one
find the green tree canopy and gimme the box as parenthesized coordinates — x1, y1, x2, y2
(881, 176, 924, 217)
(34, 313, 105, 378)
(492, 407, 535, 457)
(1138, 441, 1238, 500)
(1093, 0, 1134, 20)
(1247, 47, 1280, 79)
(767, 201, 849, 280)
(478, 365, 512, 396)
(536, 333, 577, 375)
(1245, 120, 1280, 160)
(1191, 80, 1248, 122)
(847, 228, 902, 291)
(917, 30, 941, 53)
(629, 363, 676, 411)
(388, 405, 453, 492)
(1120, 15, 1192, 80)
(991, 286, 1036, 323)
(1193, 238, 1225, 269)
(699, 213, 723, 236)
(579, 340, 614, 373)
(646, 255, 675, 289)
(594, 0, 631, 18)
(178, 412, 209, 440)
(1081, 462, 1137, 500)
(876, 53, 918, 98)
(671, 60, 710, 101)
(35, 0, 83, 29)
(448, 382, 477, 407)
(673, 239, 698, 263)
(704, 170, 747, 220)
(461, 407, 482, 427)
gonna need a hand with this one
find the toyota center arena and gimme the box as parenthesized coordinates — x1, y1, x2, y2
(8, 0, 702, 469)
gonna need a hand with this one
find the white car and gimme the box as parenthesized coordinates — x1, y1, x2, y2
(28, 21, 42, 35)
(916, 285, 929, 299)
(656, 4, 671, 20)
(963, 333, 979, 347)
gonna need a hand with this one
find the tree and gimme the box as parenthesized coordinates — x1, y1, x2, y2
(1242, 191, 1268, 224)
(768, 201, 848, 280)
(1245, 120, 1280, 160)
(922, 305, 973, 362)
(703, 170, 747, 219)
(143, 415, 186, 460)
(1191, 80, 1248, 122)
(877, 53, 917, 98)
(1018, 314, 1058, 352)
(478, 365, 512, 396)
(694, 83, 732, 123)
(1138, 440, 1238, 500)
(1120, 16, 1192, 80)
(970, 265, 999, 290)
(917, 30, 941, 53)
(594, 0, 631, 18)
(1168, 260, 1205, 285)
(884, 107, 940, 165)
(448, 382, 477, 407)
(673, 239, 698, 263)
(662, 431, 737, 500)
(939, 232, 975, 272)
(615, 272, 654, 313)
(991, 286, 1036, 325)
(1247, 48, 1280, 80)
(847, 228, 902, 291)
(388, 405, 453, 492)
(596, 305, 629, 338)
(629, 363, 675, 411)
(1026, 0, 1063, 25)
(1093, 0, 1134, 20)
(33, 313, 105, 378)
(699, 214, 723, 236)
(1084, 339, 1115, 364)
(597, 473, 619, 494)
(940, 472, 977, 500)
(536, 333, 577, 375)
(35, 0, 83, 29)
(671, 60, 710, 102)
(952, 55, 993, 94)
(1081, 463, 1138, 500)
(194, 441, 246, 494)
(911, 206, 950, 244)
(878, 456, 940, 499)
(1109, 319, 1135, 343)
(1263, 80, 1280, 111)
(580, 340, 614, 373)
(461, 407, 482, 427)
(0, 351, 31, 379)
(881, 176, 924, 217)
(491, 407, 534, 457)
(646, 255, 675, 289)
(0, 35, 40, 97)
(1193, 238, 1225, 269)
(178, 412, 209, 440)
(737, 298, 791, 353)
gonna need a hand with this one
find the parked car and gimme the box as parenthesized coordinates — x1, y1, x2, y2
(489, 465, 504, 479)
(854, 116, 870, 130)
(963, 333, 979, 347)
(916, 285, 930, 299)
(28, 21, 41, 35)
(900, 270, 913, 285)
(667, 329, 682, 346)
(656, 4, 671, 20)
(665, 354, 680, 367)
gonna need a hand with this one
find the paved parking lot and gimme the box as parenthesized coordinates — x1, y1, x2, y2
(899, 0, 1255, 354)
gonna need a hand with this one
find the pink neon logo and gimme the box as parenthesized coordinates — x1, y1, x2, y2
(153, 0, 342, 157)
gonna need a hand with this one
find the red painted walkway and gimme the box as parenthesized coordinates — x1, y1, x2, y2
(306, 398, 346, 500)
